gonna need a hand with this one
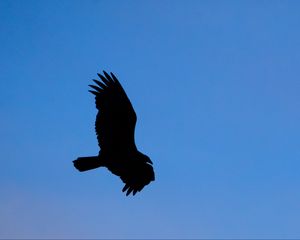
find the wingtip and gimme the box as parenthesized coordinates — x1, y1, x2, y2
(93, 79, 108, 89)
(90, 85, 104, 93)
(126, 188, 133, 196)
(97, 72, 111, 85)
(97, 73, 103, 79)
(110, 72, 119, 82)
(88, 90, 98, 95)
(122, 184, 129, 192)
(103, 71, 114, 83)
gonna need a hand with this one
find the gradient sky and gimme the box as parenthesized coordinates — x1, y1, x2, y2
(1, 0, 300, 239)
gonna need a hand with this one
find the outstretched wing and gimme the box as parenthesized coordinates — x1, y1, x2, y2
(89, 71, 137, 151)
(120, 160, 155, 196)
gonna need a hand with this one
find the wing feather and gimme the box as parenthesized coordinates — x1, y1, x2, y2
(89, 84, 103, 92)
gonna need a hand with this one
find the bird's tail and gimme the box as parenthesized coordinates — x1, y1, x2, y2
(73, 156, 102, 172)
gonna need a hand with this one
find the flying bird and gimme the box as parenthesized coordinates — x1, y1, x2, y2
(73, 71, 155, 196)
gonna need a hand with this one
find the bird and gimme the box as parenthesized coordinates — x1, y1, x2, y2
(73, 71, 155, 196)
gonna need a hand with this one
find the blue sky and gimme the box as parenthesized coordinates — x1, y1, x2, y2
(1, 0, 300, 238)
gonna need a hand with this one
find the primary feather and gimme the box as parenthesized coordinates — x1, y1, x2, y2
(73, 71, 155, 196)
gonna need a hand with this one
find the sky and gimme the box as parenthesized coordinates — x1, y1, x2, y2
(1, 0, 300, 239)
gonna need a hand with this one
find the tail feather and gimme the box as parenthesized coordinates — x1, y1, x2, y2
(73, 156, 101, 172)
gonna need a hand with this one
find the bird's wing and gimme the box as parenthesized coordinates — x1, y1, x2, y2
(120, 161, 155, 196)
(89, 71, 137, 151)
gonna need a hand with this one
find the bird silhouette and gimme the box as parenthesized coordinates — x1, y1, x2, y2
(73, 71, 155, 196)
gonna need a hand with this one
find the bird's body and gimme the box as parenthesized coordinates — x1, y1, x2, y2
(73, 71, 154, 196)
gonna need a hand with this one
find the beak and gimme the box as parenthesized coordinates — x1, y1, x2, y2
(146, 159, 153, 164)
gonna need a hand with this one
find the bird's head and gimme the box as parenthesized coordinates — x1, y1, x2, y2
(137, 151, 153, 165)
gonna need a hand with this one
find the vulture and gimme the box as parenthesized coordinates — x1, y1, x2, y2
(73, 71, 155, 196)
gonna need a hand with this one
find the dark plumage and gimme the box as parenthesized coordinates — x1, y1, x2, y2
(73, 71, 155, 196)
